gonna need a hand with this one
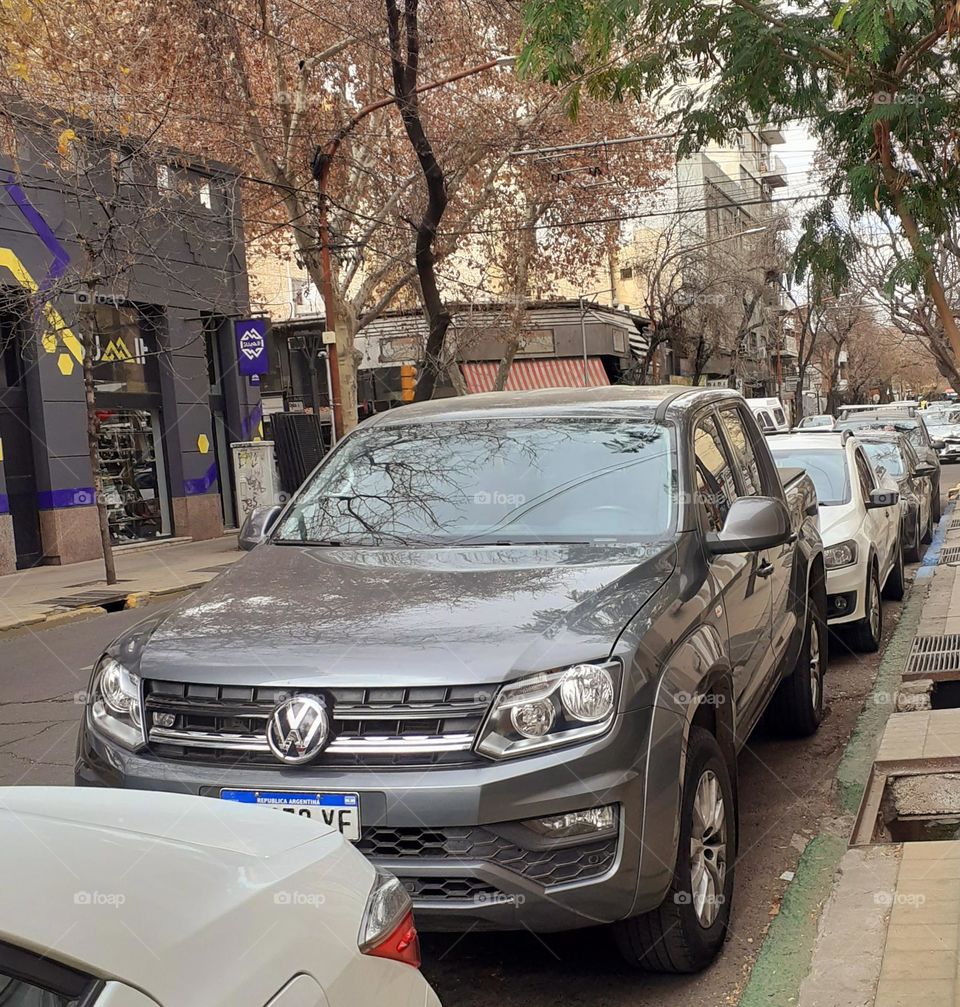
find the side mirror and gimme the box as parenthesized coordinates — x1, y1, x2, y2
(867, 488, 899, 509)
(915, 462, 936, 477)
(706, 496, 792, 554)
(238, 505, 282, 551)
(932, 439, 946, 450)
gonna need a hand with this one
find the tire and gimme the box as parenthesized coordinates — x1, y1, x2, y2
(922, 506, 933, 545)
(767, 593, 826, 737)
(883, 536, 905, 601)
(906, 511, 923, 563)
(933, 482, 942, 523)
(613, 728, 735, 973)
(850, 564, 882, 652)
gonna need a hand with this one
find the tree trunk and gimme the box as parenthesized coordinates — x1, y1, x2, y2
(385, 0, 453, 403)
(80, 314, 116, 585)
(795, 362, 807, 421)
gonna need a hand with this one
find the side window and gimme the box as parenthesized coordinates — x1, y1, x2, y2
(694, 416, 739, 532)
(0, 940, 94, 1007)
(773, 408, 786, 427)
(854, 451, 875, 500)
(718, 407, 763, 496)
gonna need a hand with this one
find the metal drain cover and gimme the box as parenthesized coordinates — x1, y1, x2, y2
(939, 546, 960, 565)
(42, 590, 131, 610)
(905, 634, 960, 679)
(950, 517, 960, 530)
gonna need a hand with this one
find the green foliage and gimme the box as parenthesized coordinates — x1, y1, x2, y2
(519, 0, 960, 298)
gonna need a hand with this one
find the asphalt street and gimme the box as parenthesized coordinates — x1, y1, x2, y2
(1, 464, 957, 1006)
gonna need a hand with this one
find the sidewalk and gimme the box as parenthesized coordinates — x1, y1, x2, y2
(743, 506, 960, 1007)
(0, 534, 241, 632)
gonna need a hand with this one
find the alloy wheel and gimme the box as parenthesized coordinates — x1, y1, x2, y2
(809, 617, 822, 712)
(690, 769, 727, 928)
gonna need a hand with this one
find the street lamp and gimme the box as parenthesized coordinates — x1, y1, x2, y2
(311, 54, 516, 437)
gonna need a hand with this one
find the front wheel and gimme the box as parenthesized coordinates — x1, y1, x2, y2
(768, 595, 826, 737)
(882, 536, 905, 601)
(933, 483, 942, 523)
(906, 511, 923, 562)
(613, 728, 735, 973)
(850, 564, 882, 652)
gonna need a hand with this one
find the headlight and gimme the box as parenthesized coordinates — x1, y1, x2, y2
(476, 661, 621, 760)
(88, 656, 145, 750)
(824, 540, 858, 569)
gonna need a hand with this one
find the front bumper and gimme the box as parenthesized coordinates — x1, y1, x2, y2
(76, 708, 660, 933)
(826, 560, 868, 625)
(938, 444, 960, 463)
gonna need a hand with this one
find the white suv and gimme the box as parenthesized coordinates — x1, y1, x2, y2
(768, 431, 902, 651)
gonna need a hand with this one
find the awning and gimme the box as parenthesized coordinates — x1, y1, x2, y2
(462, 357, 610, 394)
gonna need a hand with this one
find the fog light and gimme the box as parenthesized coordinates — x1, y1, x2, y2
(524, 804, 618, 839)
(834, 595, 848, 612)
(510, 699, 556, 738)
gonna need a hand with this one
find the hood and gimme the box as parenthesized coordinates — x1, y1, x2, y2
(133, 541, 676, 687)
(817, 501, 862, 544)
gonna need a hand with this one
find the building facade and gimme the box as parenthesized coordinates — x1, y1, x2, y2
(0, 108, 260, 573)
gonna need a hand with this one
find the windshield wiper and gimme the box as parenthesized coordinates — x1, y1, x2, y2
(273, 538, 342, 547)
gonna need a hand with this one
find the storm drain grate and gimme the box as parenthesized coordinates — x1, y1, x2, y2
(939, 547, 960, 565)
(42, 590, 131, 611)
(950, 517, 960, 530)
(904, 635, 960, 678)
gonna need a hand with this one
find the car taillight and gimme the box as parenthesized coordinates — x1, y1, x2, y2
(359, 868, 421, 968)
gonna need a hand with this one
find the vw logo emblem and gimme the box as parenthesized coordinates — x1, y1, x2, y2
(266, 694, 330, 765)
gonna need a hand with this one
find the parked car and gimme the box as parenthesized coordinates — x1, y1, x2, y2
(77, 386, 826, 974)
(0, 788, 440, 1006)
(834, 412, 942, 522)
(796, 414, 834, 430)
(767, 430, 902, 651)
(746, 396, 790, 433)
(920, 406, 960, 464)
(857, 431, 936, 562)
(838, 402, 919, 419)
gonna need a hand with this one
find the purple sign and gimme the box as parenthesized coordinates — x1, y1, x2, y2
(235, 318, 269, 376)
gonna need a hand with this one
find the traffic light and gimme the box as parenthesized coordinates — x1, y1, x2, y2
(400, 364, 416, 402)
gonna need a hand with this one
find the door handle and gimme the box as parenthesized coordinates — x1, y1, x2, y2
(757, 559, 774, 578)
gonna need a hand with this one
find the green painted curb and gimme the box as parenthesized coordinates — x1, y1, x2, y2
(835, 584, 926, 815)
(738, 834, 847, 1007)
(738, 576, 929, 1004)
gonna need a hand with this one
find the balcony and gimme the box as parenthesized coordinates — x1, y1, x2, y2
(759, 124, 786, 145)
(761, 154, 788, 188)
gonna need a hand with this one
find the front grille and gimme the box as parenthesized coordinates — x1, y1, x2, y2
(357, 825, 618, 887)
(398, 876, 501, 902)
(143, 680, 491, 767)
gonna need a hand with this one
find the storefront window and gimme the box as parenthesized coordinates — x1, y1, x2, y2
(97, 408, 165, 544)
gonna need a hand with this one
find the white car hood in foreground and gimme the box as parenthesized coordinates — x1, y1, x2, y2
(0, 788, 371, 1005)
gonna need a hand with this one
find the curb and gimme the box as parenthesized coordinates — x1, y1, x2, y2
(0, 581, 207, 634)
(737, 506, 952, 1005)
(738, 834, 848, 1007)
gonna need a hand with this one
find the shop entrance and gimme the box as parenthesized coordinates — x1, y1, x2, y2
(0, 294, 41, 568)
(92, 306, 171, 545)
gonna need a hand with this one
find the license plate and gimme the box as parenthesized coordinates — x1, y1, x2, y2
(220, 790, 360, 841)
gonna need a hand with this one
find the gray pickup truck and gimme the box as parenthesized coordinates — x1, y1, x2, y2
(77, 386, 824, 973)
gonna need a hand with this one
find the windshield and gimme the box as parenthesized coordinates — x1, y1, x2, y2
(272, 418, 676, 546)
(835, 418, 924, 448)
(769, 448, 851, 505)
(861, 441, 905, 478)
(926, 409, 960, 427)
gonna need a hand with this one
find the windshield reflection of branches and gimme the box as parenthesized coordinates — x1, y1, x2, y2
(274, 419, 671, 546)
